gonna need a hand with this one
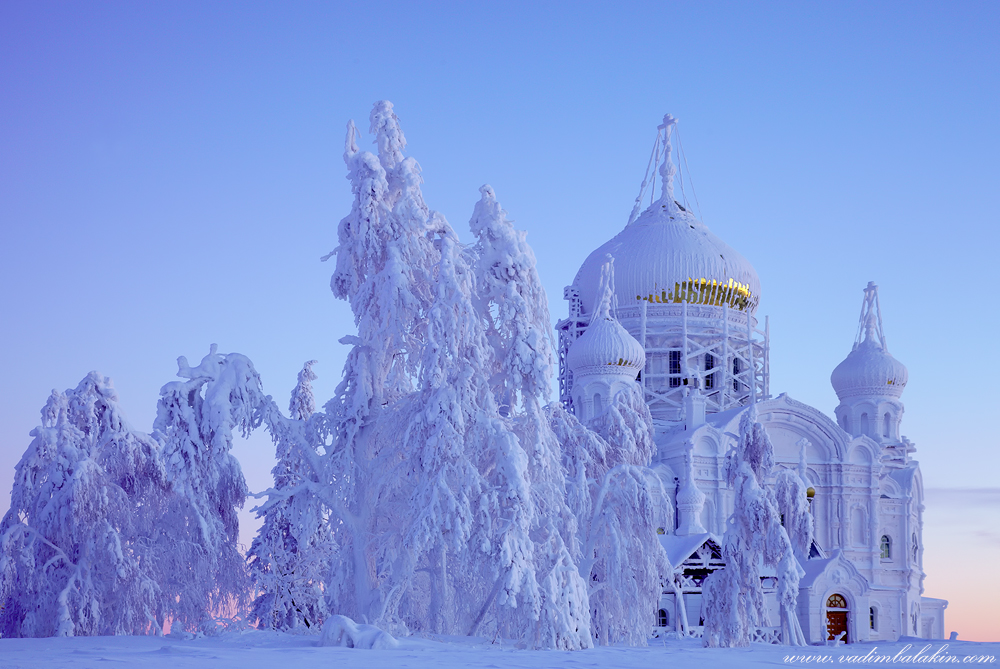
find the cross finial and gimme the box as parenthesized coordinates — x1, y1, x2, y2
(657, 114, 679, 212)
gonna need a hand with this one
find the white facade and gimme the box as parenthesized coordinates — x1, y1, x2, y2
(556, 115, 946, 644)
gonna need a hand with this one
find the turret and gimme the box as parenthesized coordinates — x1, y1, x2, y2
(831, 282, 907, 444)
(566, 255, 645, 421)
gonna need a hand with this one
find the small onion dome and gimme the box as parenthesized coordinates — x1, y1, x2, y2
(831, 314, 908, 401)
(567, 256, 645, 380)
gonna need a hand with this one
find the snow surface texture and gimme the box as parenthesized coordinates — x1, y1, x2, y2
(0, 633, 996, 669)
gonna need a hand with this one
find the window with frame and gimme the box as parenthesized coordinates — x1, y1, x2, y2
(657, 608, 669, 628)
(880, 535, 891, 559)
(883, 412, 891, 438)
(704, 353, 715, 389)
(870, 607, 878, 631)
(669, 351, 682, 387)
(732, 357, 742, 391)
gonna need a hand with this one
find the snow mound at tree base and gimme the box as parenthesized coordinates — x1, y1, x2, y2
(319, 615, 399, 649)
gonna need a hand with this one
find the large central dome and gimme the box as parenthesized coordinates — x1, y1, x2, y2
(572, 203, 760, 317)
(571, 115, 760, 317)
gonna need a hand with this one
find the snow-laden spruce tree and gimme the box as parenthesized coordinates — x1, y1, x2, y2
(0, 373, 167, 637)
(468, 184, 591, 649)
(702, 405, 804, 647)
(549, 259, 672, 647)
(151, 345, 264, 631)
(248, 361, 333, 631)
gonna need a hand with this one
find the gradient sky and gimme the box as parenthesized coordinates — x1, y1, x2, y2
(2, 1, 998, 642)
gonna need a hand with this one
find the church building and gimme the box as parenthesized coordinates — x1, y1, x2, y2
(556, 115, 947, 644)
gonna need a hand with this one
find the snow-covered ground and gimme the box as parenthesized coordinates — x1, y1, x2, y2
(1, 632, 997, 669)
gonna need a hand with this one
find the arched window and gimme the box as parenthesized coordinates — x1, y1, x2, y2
(593, 393, 604, 416)
(657, 608, 669, 627)
(870, 606, 878, 631)
(860, 412, 870, 436)
(880, 535, 891, 559)
(842, 415, 851, 433)
(883, 413, 891, 438)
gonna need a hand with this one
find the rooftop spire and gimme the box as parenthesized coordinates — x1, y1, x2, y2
(594, 253, 616, 321)
(657, 114, 679, 213)
(853, 281, 888, 352)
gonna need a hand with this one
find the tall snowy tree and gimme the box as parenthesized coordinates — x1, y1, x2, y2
(0, 373, 167, 637)
(150, 345, 264, 631)
(248, 361, 333, 632)
(702, 405, 799, 647)
(469, 184, 591, 649)
(317, 102, 445, 628)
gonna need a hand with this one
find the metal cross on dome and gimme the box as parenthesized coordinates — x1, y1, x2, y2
(853, 281, 889, 352)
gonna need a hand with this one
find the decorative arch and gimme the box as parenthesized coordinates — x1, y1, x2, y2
(745, 394, 851, 463)
(851, 505, 869, 547)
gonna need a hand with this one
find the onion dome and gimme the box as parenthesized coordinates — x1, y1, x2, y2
(831, 311, 908, 401)
(573, 115, 760, 316)
(567, 256, 645, 379)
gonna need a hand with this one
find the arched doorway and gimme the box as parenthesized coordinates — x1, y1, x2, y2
(826, 594, 850, 643)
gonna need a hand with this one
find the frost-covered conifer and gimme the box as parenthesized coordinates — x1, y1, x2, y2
(248, 361, 332, 632)
(702, 405, 793, 647)
(0, 373, 167, 637)
(151, 345, 263, 631)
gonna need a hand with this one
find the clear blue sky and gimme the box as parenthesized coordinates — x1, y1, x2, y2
(2, 1, 998, 640)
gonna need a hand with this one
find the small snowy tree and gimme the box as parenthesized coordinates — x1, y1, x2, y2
(773, 467, 812, 646)
(151, 345, 264, 631)
(248, 361, 333, 632)
(0, 373, 167, 637)
(702, 405, 793, 647)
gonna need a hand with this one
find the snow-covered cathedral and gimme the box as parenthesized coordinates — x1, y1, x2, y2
(556, 115, 947, 644)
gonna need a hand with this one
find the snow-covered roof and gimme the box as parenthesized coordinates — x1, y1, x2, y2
(657, 532, 719, 567)
(572, 205, 760, 318)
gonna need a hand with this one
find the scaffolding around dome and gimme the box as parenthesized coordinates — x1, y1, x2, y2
(557, 292, 768, 422)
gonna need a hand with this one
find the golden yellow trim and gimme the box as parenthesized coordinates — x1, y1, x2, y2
(635, 276, 758, 311)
